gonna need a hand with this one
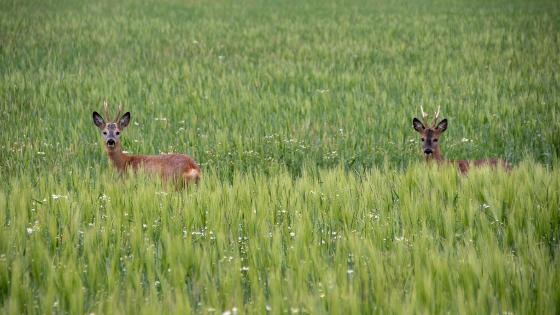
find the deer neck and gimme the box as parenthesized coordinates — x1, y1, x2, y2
(425, 148, 444, 164)
(106, 144, 130, 171)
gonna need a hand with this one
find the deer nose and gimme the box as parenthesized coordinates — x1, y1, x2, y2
(107, 139, 115, 146)
(424, 148, 433, 155)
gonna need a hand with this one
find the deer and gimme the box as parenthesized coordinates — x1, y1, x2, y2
(92, 102, 201, 187)
(412, 106, 511, 174)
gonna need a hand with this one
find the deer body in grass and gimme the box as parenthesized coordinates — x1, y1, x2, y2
(412, 107, 510, 174)
(93, 103, 200, 186)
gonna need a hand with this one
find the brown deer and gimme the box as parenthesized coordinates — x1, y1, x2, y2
(93, 102, 200, 186)
(412, 106, 510, 174)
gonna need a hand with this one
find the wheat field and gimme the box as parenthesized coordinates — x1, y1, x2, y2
(1, 0, 559, 314)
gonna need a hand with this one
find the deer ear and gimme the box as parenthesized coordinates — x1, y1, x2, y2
(119, 112, 131, 128)
(436, 119, 448, 132)
(412, 118, 425, 133)
(93, 112, 105, 128)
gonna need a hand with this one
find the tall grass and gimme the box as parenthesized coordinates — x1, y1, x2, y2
(1, 164, 559, 314)
(1, 0, 559, 313)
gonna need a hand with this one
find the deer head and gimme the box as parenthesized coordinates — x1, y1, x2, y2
(92, 101, 131, 151)
(412, 106, 447, 160)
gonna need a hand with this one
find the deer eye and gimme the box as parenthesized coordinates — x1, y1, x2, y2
(103, 131, 107, 135)
(421, 138, 425, 142)
(433, 139, 438, 142)
(116, 131, 120, 135)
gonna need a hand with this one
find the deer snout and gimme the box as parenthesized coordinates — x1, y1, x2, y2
(424, 148, 433, 155)
(107, 139, 116, 147)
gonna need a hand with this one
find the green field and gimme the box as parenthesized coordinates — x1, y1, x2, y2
(1, 0, 559, 313)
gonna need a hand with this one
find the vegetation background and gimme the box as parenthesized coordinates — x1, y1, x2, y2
(1, 0, 559, 313)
